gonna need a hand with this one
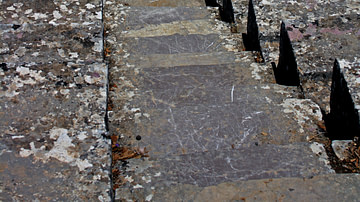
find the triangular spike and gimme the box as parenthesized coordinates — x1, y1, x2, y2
(219, 0, 235, 23)
(272, 22, 300, 86)
(205, 0, 220, 7)
(242, 0, 261, 52)
(325, 59, 360, 139)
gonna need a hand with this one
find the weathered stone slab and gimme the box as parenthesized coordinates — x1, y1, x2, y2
(108, 0, 205, 7)
(0, 0, 111, 200)
(105, 5, 210, 29)
(111, 52, 251, 69)
(0, 0, 103, 25)
(0, 151, 108, 201)
(1, 24, 103, 65)
(115, 143, 333, 201)
(114, 34, 228, 55)
(0, 62, 110, 200)
(1, 62, 107, 134)
(152, 173, 360, 201)
(110, 79, 315, 156)
(108, 57, 323, 158)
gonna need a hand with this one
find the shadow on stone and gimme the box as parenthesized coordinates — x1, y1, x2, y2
(205, 0, 220, 7)
(271, 22, 300, 86)
(242, 0, 261, 53)
(219, 0, 235, 23)
(324, 59, 360, 140)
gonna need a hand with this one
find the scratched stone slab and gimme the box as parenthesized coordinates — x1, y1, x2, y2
(105, 5, 211, 30)
(114, 34, 228, 55)
(115, 143, 333, 201)
(108, 61, 315, 158)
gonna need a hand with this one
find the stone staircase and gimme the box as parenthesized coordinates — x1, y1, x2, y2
(105, 0, 360, 201)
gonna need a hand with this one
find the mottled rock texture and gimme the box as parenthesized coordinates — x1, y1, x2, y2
(0, 0, 111, 201)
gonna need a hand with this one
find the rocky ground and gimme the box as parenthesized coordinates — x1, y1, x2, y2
(1, 0, 359, 201)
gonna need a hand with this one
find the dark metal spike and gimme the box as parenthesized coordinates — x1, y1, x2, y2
(325, 59, 360, 139)
(242, 0, 261, 52)
(205, 0, 220, 7)
(219, 0, 235, 23)
(272, 21, 300, 86)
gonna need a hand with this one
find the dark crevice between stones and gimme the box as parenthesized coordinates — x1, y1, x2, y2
(1, 63, 8, 71)
(320, 131, 355, 173)
(271, 22, 300, 87)
(12, 24, 21, 30)
(100, 0, 114, 200)
(219, 0, 235, 23)
(324, 59, 360, 140)
(205, 0, 220, 7)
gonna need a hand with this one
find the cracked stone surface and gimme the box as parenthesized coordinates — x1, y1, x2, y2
(0, 0, 111, 201)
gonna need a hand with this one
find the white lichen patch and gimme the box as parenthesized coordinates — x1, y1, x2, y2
(7, 6, 16, 11)
(53, 10, 62, 19)
(133, 184, 143, 189)
(45, 133, 75, 163)
(77, 132, 88, 141)
(125, 175, 134, 183)
(331, 140, 352, 161)
(93, 40, 103, 52)
(310, 142, 334, 172)
(146, 194, 153, 201)
(85, 3, 96, 9)
(281, 99, 323, 133)
(16, 66, 30, 76)
(250, 63, 269, 80)
(31, 13, 48, 20)
(49, 128, 69, 140)
(19, 128, 93, 171)
(142, 176, 152, 183)
(84, 75, 101, 84)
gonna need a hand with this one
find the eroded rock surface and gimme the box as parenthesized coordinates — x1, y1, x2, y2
(0, 0, 111, 201)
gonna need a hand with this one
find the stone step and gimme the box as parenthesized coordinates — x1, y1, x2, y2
(110, 82, 318, 157)
(150, 173, 360, 201)
(110, 51, 251, 72)
(105, 5, 243, 59)
(115, 143, 334, 201)
(111, 33, 230, 55)
(105, 6, 211, 29)
(109, 58, 322, 157)
(107, 0, 206, 7)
